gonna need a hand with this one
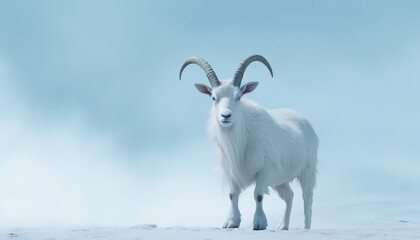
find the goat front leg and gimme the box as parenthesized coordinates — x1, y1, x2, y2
(253, 176, 268, 230)
(222, 185, 241, 228)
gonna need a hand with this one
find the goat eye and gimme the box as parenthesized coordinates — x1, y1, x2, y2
(212, 97, 216, 101)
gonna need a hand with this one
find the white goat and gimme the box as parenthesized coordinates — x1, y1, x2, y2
(179, 55, 318, 230)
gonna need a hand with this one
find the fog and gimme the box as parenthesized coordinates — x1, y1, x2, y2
(1, 0, 419, 229)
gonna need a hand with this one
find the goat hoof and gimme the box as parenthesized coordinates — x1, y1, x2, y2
(253, 211, 267, 230)
(277, 224, 288, 231)
(222, 219, 240, 228)
(253, 223, 267, 231)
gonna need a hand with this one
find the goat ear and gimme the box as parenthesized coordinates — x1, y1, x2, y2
(240, 81, 259, 95)
(194, 83, 212, 96)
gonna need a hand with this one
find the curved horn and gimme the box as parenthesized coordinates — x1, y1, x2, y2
(179, 56, 221, 88)
(232, 55, 273, 87)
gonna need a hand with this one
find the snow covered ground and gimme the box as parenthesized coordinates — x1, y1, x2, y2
(2, 222, 419, 240)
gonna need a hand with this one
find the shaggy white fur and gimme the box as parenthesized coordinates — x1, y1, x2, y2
(180, 55, 318, 231)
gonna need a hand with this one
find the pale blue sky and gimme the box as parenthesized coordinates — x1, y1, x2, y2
(1, 1, 419, 228)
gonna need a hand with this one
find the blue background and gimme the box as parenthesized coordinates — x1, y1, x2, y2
(1, 0, 419, 228)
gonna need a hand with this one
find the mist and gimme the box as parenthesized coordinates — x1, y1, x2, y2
(1, 0, 420, 230)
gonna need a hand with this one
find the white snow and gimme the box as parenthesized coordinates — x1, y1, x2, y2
(1, 222, 419, 240)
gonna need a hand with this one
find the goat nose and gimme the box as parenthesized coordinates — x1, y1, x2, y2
(221, 113, 231, 119)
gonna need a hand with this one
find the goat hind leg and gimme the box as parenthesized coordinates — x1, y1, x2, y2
(299, 168, 315, 230)
(276, 183, 294, 230)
